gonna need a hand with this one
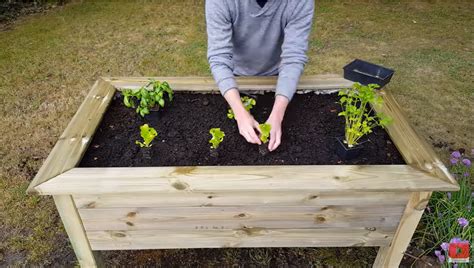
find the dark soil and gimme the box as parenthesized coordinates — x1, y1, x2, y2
(80, 92, 404, 167)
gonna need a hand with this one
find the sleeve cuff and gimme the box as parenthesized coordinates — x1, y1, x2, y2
(217, 77, 238, 96)
(276, 76, 299, 101)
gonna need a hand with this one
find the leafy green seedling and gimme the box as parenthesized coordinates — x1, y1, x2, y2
(259, 123, 271, 144)
(227, 96, 256, 119)
(122, 80, 174, 117)
(135, 124, 158, 148)
(338, 83, 392, 147)
(209, 128, 225, 149)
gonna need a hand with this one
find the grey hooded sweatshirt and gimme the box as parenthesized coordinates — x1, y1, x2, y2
(206, 0, 314, 100)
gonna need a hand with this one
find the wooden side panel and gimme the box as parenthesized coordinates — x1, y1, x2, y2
(375, 90, 457, 188)
(27, 79, 116, 193)
(35, 165, 458, 195)
(78, 205, 405, 231)
(87, 228, 395, 250)
(73, 192, 410, 209)
(103, 75, 353, 92)
(74, 192, 408, 250)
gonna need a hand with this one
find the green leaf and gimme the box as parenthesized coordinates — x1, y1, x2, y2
(209, 128, 225, 149)
(136, 124, 158, 148)
(259, 123, 271, 144)
(158, 98, 165, 107)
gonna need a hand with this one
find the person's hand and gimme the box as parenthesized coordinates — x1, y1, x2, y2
(224, 88, 261, 145)
(266, 95, 289, 151)
(266, 114, 282, 151)
(235, 110, 261, 145)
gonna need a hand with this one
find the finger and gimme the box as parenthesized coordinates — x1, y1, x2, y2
(253, 121, 262, 134)
(273, 130, 282, 151)
(247, 128, 261, 145)
(269, 130, 276, 151)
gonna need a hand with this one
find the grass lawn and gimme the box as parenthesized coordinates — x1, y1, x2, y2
(0, 0, 472, 266)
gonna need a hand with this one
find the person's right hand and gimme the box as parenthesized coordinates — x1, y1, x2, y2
(234, 110, 261, 145)
(223, 88, 261, 145)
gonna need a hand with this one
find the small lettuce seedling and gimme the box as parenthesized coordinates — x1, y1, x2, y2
(135, 124, 158, 148)
(338, 83, 392, 147)
(209, 128, 225, 149)
(122, 80, 174, 117)
(227, 96, 256, 119)
(259, 123, 271, 144)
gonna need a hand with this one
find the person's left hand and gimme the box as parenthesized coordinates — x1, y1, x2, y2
(266, 114, 283, 151)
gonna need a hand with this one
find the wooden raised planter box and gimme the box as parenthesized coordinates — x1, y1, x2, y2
(28, 75, 458, 267)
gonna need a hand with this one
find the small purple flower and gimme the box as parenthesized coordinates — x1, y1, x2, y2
(462, 158, 471, 167)
(450, 158, 459, 165)
(450, 237, 462, 243)
(453, 263, 458, 268)
(458, 217, 468, 228)
(435, 250, 445, 263)
(451, 151, 461, 158)
(447, 192, 452, 199)
(441, 242, 449, 251)
(464, 172, 470, 177)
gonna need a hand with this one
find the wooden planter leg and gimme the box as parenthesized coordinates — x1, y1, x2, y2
(54, 195, 97, 267)
(372, 192, 432, 268)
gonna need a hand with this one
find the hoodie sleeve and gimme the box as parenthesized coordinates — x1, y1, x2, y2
(276, 0, 314, 101)
(205, 0, 237, 96)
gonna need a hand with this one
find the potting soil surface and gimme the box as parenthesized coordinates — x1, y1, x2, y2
(80, 92, 405, 167)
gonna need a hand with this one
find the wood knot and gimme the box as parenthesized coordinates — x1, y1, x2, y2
(86, 202, 96, 208)
(113, 232, 126, 238)
(308, 195, 319, 200)
(365, 227, 376, 231)
(321, 206, 329, 211)
(127, 212, 137, 218)
(314, 215, 326, 223)
(126, 221, 134, 226)
(171, 181, 189, 190)
(207, 195, 213, 199)
(234, 213, 247, 218)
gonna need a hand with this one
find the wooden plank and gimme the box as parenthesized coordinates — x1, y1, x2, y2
(87, 227, 395, 250)
(78, 205, 405, 231)
(53, 195, 97, 267)
(372, 192, 432, 267)
(73, 192, 410, 209)
(374, 90, 458, 188)
(103, 75, 353, 92)
(35, 165, 459, 195)
(27, 79, 116, 193)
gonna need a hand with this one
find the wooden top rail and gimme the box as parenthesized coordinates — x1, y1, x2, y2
(34, 165, 458, 195)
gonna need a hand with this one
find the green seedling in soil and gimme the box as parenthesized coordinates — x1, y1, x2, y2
(227, 96, 256, 119)
(122, 80, 174, 117)
(259, 123, 271, 144)
(135, 124, 158, 148)
(209, 128, 225, 149)
(338, 83, 392, 148)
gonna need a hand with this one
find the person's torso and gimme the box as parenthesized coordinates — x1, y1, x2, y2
(227, 0, 292, 76)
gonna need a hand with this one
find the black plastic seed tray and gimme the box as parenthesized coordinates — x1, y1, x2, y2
(343, 59, 394, 88)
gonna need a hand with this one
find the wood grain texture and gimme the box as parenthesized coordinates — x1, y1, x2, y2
(35, 165, 458, 195)
(372, 192, 432, 267)
(78, 205, 405, 231)
(374, 90, 458, 188)
(103, 75, 353, 92)
(87, 227, 395, 250)
(27, 79, 116, 193)
(73, 192, 411, 209)
(53, 195, 97, 267)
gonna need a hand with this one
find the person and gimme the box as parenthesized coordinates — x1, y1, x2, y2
(206, 0, 314, 151)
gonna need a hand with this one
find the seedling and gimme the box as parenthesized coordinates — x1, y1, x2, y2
(259, 123, 271, 144)
(338, 83, 392, 148)
(122, 80, 174, 117)
(209, 128, 225, 149)
(227, 96, 256, 119)
(135, 124, 158, 148)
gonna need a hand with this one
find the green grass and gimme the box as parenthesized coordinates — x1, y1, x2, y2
(0, 0, 472, 265)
